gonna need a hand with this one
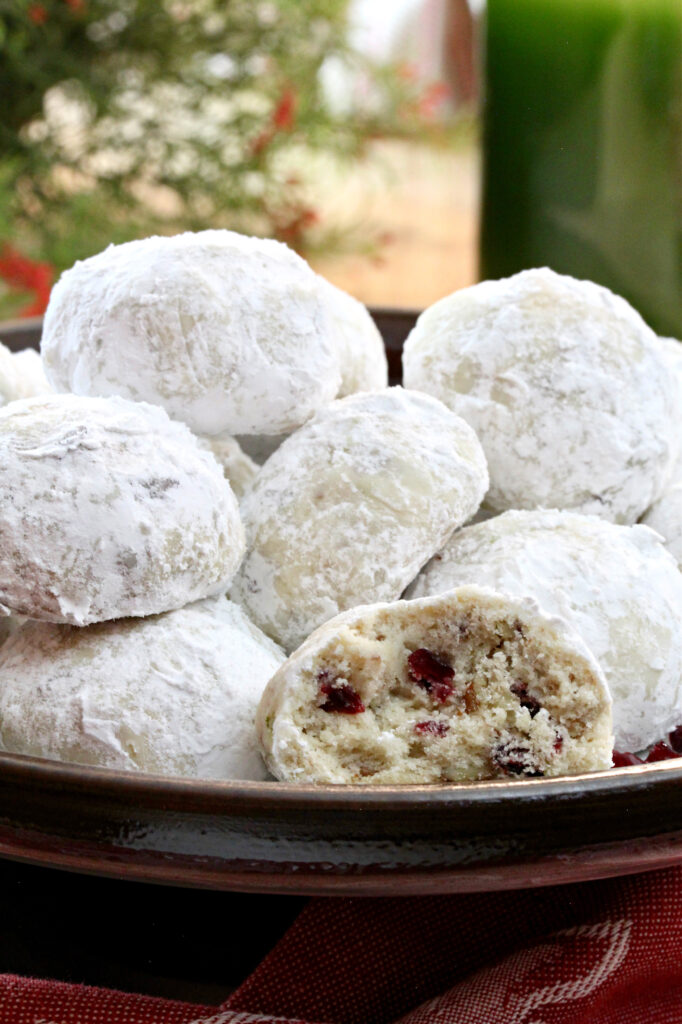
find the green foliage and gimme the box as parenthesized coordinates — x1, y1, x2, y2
(0, 0, 380, 271)
(0, 0, 463, 317)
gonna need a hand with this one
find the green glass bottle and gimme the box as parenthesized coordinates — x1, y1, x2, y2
(480, 0, 682, 337)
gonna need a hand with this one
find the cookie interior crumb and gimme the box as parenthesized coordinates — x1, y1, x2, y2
(260, 590, 612, 784)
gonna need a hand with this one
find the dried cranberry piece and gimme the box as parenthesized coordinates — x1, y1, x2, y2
(407, 649, 454, 704)
(668, 726, 682, 754)
(414, 720, 449, 737)
(318, 675, 365, 714)
(646, 742, 680, 763)
(510, 681, 541, 718)
(612, 750, 643, 767)
(553, 732, 564, 753)
(491, 740, 543, 778)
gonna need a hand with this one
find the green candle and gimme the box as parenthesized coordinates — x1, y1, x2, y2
(480, 0, 682, 337)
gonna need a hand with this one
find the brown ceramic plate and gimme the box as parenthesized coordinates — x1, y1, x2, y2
(0, 313, 681, 897)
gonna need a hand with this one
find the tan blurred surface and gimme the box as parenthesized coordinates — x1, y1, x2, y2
(309, 139, 479, 311)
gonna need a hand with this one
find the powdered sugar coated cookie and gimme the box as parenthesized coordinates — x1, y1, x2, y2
(41, 230, 341, 436)
(0, 394, 244, 625)
(257, 586, 612, 784)
(231, 387, 488, 652)
(0, 596, 284, 780)
(403, 268, 678, 523)
(408, 510, 682, 751)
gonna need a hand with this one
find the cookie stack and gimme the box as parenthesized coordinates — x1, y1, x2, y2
(1, 236, 681, 785)
(0, 389, 284, 779)
(258, 267, 682, 782)
(0, 230, 483, 782)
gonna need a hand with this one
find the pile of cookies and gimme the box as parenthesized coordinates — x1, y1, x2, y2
(1, 232, 682, 785)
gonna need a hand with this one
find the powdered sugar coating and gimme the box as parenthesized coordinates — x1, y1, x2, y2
(403, 268, 679, 523)
(656, 336, 682, 377)
(0, 343, 51, 407)
(235, 283, 388, 465)
(257, 586, 612, 784)
(317, 277, 388, 396)
(231, 387, 488, 652)
(41, 230, 341, 435)
(655, 336, 682, 479)
(197, 433, 258, 499)
(642, 484, 682, 570)
(0, 394, 245, 625)
(408, 510, 682, 751)
(0, 596, 284, 780)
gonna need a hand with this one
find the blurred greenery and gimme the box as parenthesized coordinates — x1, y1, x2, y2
(0, 0, 461, 316)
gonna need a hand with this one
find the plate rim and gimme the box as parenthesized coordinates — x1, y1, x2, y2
(2, 313, 682, 893)
(1, 747, 680, 811)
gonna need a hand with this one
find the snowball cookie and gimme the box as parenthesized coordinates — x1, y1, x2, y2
(408, 510, 682, 752)
(642, 483, 682, 570)
(231, 387, 489, 652)
(257, 585, 612, 784)
(197, 433, 258, 499)
(41, 229, 341, 436)
(317, 277, 388, 397)
(0, 343, 51, 407)
(0, 394, 245, 625)
(403, 268, 679, 523)
(0, 596, 285, 779)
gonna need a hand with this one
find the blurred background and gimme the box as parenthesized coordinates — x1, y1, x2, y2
(3, 0, 680, 335)
(0, 0, 482, 319)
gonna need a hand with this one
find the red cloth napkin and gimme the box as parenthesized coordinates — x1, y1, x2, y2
(2, 865, 682, 1024)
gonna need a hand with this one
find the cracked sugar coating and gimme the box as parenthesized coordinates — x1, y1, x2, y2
(197, 432, 258, 499)
(408, 510, 682, 751)
(402, 268, 679, 523)
(0, 394, 245, 625)
(231, 387, 488, 652)
(0, 596, 284, 779)
(41, 229, 341, 436)
(0, 343, 51, 407)
(257, 585, 612, 784)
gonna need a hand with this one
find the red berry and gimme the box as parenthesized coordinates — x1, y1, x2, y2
(668, 725, 682, 754)
(414, 720, 449, 737)
(318, 675, 365, 715)
(612, 750, 643, 767)
(646, 742, 679, 763)
(510, 681, 542, 718)
(407, 649, 454, 704)
(491, 740, 543, 777)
